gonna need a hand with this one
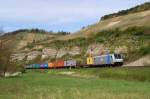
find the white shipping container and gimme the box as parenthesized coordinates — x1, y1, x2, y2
(64, 60, 76, 67)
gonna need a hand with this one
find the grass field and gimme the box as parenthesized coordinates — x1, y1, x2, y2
(0, 67, 150, 99)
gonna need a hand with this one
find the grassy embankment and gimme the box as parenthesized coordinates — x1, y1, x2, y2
(0, 67, 150, 99)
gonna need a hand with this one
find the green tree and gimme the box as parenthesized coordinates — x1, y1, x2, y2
(0, 40, 24, 77)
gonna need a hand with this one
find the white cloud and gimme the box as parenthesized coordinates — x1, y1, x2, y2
(0, 0, 149, 32)
(0, 0, 120, 23)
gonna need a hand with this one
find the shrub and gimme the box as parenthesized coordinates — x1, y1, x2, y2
(138, 46, 150, 56)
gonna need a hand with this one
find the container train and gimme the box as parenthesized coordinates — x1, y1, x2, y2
(26, 53, 123, 69)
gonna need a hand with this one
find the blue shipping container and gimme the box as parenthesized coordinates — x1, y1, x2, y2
(40, 63, 48, 68)
(44, 63, 48, 68)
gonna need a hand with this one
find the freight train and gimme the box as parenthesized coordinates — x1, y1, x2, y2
(25, 53, 123, 69)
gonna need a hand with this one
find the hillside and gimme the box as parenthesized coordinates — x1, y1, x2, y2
(101, 2, 150, 20)
(59, 10, 150, 40)
(0, 3, 150, 66)
(0, 29, 66, 51)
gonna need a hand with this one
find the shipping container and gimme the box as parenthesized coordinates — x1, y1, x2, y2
(33, 64, 40, 68)
(36, 64, 40, 68)
(44, 63, 48, 68)
(64, 60, 76, 67)
(94, 57, 101, 65)
(40, 63, 48, 68)
(48, 62, 54, 68)
(40, 64, 44, 68)
(94, 56, 105, 65)
(26, 64, 32, 68)
(87, 57, 93, 65)
(30, 64, 33, 68)
(53, 60, 64, 67)
(100, 56, 106, 64)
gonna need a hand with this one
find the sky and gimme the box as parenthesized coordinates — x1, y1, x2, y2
(0, 0, 149, 33)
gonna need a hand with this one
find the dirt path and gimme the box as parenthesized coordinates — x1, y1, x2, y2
(124, 55, 150, 67)
(107, 21, 120, 28)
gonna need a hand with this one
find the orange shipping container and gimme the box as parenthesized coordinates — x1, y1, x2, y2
(53, 60, 64, 67)
(48, 63, 54, 68)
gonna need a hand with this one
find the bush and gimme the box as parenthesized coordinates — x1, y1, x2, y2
(138, 46, 150, 56)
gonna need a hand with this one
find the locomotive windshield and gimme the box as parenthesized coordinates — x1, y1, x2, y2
(114, 54, 122, 59)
